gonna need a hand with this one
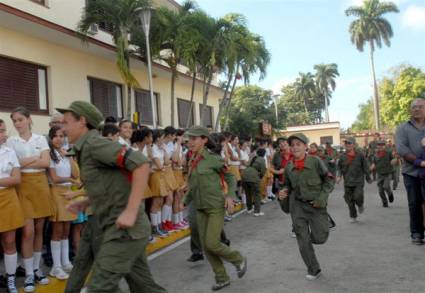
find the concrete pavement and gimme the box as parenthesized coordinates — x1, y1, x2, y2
(147, 182, 425, 293)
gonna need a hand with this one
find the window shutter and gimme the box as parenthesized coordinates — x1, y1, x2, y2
(199, 104, 213, 127)
(178, 99, 194, 128)
(89, 78, 122, 119)
(135, 89, 159, 126)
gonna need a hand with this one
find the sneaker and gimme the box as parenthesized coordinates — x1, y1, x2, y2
(6, 274, 18, 293)
(149, 235, 156, 244)
(349, 217, 358, 223)
(166, 221, 177, 232)
(187, 253, 204, 262)
(49, 266, 69, 280)
(179, 221, 189, 229)
(62, 262, 73, 273)
(181, 219, 189, 226)
(383, 202, 389, 208)
(388, 193, 394, 203)
(152, 226, 168, 238)
(80, 287, 88, 293)
(253, 212, 264, 217)
(358, 206, 365, 214)
(306, 270, 321, 281)
(161, 222, 174, 233)
(246, 209, 253, 214)
(34, 269, 49, 285)
(261, 199, 268, 204)
(211, 280, 230, 291)
(23, 275, 35, 293)
(291, 231, 297, 238)
(236, 257, 247, 278)
(224, 215, 232, 222)
(412, 238, 424, 245)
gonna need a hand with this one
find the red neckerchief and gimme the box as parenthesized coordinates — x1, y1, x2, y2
(308, 150, 318, 156)
(327, 147, 334, 156)
(346, 150, 356, 165)
(377, 150, 386, 158)
(279, 151, 293, 182)
(293, 156, 306, 171)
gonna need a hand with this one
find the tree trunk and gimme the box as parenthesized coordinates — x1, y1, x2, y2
(170, 68, 176, 127)
(324, 89, 329, 122)
(223, 70, 239, 130)
(213, 71, 234, 131)
(200, 72, 213, 127)
(125, 54, 132, 120)
(369, 41, 380, 130)
(185, 72, 197, 129)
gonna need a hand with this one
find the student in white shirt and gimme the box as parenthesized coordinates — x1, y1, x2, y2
(7, 107, 51, 292)
(162, 127, 178, 231)
(239, 139, 250, 206)
(118, 119, 133, 147)
(0, 119, 24, 293)
(47, 126, 79, 280)
(101, 123, 120, 142)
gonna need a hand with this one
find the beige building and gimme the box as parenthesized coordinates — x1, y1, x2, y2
(280, 122, 341, 146)
(0, 0, 223, 135)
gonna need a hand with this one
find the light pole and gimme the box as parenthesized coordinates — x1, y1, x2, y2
(138, 7, 157, 128)
(272, 94, 279, 125)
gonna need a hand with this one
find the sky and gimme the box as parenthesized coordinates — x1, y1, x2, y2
(177, 0, 425, 128)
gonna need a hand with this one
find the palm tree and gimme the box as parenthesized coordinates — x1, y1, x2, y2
(294, 72, 316, 116)
(314, 63, 339, 122)
(78, 0, 150, 119)
(345, 0, 399, 130)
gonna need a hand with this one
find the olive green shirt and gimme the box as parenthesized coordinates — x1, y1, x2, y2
(282, 156, 333, 208)
(184, 148, 236, 210)
(73, 130, 150, 242)
(337, 150, 371, 187)
(372, 150, 394, 175)
(241, 156, 267, 184)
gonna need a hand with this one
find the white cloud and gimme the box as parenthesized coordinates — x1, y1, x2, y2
(402, 5, 425, 30)
(271, 76, 296, 94)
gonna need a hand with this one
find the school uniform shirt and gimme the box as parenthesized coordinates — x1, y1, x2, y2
(165, 141, 174, 158)
(228, 143, 240, 166)
(239, 149, 249, 170)
(7, 133, 49, 173)
(49, 150, 72, 186)
(173, 143, 184, 170)
(118, 136, 131, 148)
(0, 145, 20, 190)
(152, 144, 165, 170)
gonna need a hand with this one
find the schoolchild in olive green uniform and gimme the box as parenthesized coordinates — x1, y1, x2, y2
(371, 140, 395, 207)
(368, 133, 380, 181)
(317, 146, 337, 229)
(337, 137, 372, 222)
(58, 101, 166, 293)
(241, 148, 267, 216)
(278, 133, 333, 280)
(184, 126, 247, 291)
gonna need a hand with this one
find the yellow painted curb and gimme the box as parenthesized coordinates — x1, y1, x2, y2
(19, 203, 244, 292)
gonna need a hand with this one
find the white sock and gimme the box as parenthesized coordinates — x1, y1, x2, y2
(33, 251, 42, 271)
(159, 210, 165, 224)
(156, 213, 161, 227)
(23, 257, 34, 276)
(61, 239, 71, 266)
(50, 241, 62, 268)
(150, 213, 157, 226)
(4, 253, 17, 275)
(165, 205, 172, 222)
(180, 212, 185, 223)
(172, 213, 179, 224)
(266, 186, 272, 196)
(241, 193, 247, 205)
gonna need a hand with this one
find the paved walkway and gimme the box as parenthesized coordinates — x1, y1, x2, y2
(146, 182, 425, 293)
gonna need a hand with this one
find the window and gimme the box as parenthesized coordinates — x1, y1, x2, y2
(199, 104, 213, 127)
(134, 89, 160, 126)
(88, 77, 123, 119)
(320, 136, 333, 145)
(0, 56, 48, 114)
(177, 98, 194, 128)
(86, 0, 114, 34)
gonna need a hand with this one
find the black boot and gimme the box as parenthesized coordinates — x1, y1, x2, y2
(187, 253, 204, 262)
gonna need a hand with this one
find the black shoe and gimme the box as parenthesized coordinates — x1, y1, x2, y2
(383, 202, 389, 208)
(236, 257, 247, 279)
(221, 239, 231, 246)
(16, 266, 25, 277)
(388, 193, 394, 203)
(187, 253, 204, 262)
(412, 238, 424, 245)
(212, 280, 230, 291)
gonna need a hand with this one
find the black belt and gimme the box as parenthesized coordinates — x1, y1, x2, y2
(296, 198, 314, 205)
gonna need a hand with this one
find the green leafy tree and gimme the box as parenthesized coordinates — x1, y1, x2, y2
(314, 63, 339, 122)
(351, 99, 374, 132)
(345, 0, 399, 130)
(78, 0, 150, 119)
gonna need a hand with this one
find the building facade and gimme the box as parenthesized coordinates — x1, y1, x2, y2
(280, 122, 341, 146)
(0, 0, 223, 135)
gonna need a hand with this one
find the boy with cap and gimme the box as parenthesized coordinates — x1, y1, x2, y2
(371, 140, 396, 207)
(278, 133, 333, 280)
(337, 137, 372, 222)
(58, 101, 166, 293)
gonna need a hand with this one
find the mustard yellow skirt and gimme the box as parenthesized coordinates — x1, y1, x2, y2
(49, 185, 78, 222)
(173, 169, 185, 189)
(143, 183, 153, 199)
(228, 165, 241, 181)
(164, 166, 178, 192)
(149, 170, 169, 197)
(0, 187, 25, 232)
(16, 172, 53, 219)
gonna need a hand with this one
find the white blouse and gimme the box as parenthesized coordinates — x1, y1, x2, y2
(49, 150, 72, 186)
(152, 144, 165, 170)
(228, 143, 240, 166)
(239, 149, 249, 170)
(6, 133, 49, 173)
(0, 145, 20, 190)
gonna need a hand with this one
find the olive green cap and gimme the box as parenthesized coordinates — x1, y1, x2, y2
(317, 145, 325, 151)
(288, 133, 309, 145)
(345, 137, 356, 144)
(185, 126, 209, 137)
(377, 139, 386, 145)
(56, 101, 104, 129)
